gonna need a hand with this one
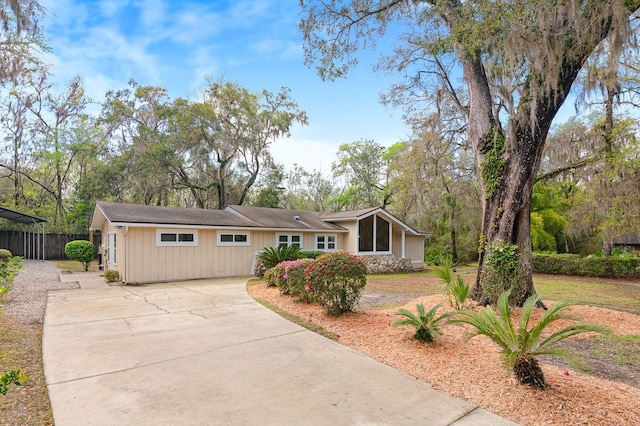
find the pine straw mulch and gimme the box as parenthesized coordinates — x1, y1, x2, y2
(248, 282, 640, 426)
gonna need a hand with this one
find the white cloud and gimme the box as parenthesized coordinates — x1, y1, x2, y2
(136, 0, 167, 29)
(271, 136, 337, 175)
(98, 0, 128, 18)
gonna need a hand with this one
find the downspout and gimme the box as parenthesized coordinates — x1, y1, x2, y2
(401, 230, 406, 259)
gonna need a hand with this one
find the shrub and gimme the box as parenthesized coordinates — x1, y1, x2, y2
(258, 246, 301, 270)
(0, 249, 12, 263)
(532, 253, 640, 279)
(305, 252, 367, 315)
(392, 303, 455, 343)
(264, 259, 314, 302)
(0, 256, 22, 301)
(104, 269, 120, 283)
(64, 240, 95, 271)
(298, 250, 325, 259)
(451, 290, 611, 389)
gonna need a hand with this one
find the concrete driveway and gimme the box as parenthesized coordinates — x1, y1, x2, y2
(43, 277, 518, 425)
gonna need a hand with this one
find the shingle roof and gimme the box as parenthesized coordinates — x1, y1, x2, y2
(92, 202, 425, 235)
(319, 208, 378, 220)
(94, 201, 259, 228)
(226, 205, 346, 231)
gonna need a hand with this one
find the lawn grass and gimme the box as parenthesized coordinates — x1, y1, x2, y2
(589, 334, 640, 367)
(55, 259, 100, 272)
(534, 277, 640, 315)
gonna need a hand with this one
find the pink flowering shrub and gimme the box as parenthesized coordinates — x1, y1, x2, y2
(264, 259, 314, 301)
(305, 252, 367, 315)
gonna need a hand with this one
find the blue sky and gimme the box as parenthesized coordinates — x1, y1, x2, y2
(39, 0, 410, 174)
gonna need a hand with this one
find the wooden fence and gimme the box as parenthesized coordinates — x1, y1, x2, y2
(0, 230, 101, 260)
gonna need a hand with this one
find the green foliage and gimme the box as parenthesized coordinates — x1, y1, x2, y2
(0, 249, 12, 263)
(0, 256, 22, 301)
(0, 370, 28, 395)
(530, 212, 557, 252)
(480, 128, 506, 199)
(305, 252, 367, 316)
(452, 290, 611, 389)
(263, 259, 314, 302)
(392, 303, 455, 343)
(298, 250, 325, 259)
(258, 246, 301, 270)
(433, 256, 471, 310)
(480, 240, 523, 305)
(532, 253, 640, 279)
(64, 240, 95, 271)
(104, 269, 120, 283)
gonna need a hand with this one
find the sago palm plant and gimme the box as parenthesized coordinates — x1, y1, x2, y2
(433, 256, 470, 310)
(452, 290, 611, 389)
(392, 303, 455, 343)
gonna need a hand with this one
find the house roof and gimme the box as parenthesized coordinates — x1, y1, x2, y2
(91, 202, 344, 232)
(90, 201, 425, 236)
(225, 205, 346, 232)
(91, 201, 259, 229)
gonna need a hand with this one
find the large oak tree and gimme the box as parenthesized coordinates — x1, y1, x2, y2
(300, 0, 640, 304)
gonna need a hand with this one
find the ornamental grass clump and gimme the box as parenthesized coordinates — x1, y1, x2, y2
(305, 252, 367, 316)
(392, 303, 455, 343)
(451, 289, 611, 389)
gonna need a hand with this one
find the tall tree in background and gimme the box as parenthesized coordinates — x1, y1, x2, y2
(100, 80, 177, 205)
(332, 139, 391, 209)
(301, 0, 640, 305)
(391, 113, 478, 264)
(170, 78, 308, 209)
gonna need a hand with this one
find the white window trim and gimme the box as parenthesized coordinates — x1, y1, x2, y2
(315, 234, 337, 251)
(217, 231, 251, 246)
(276, 233, 303, 248)
(156, 229, 199, 247)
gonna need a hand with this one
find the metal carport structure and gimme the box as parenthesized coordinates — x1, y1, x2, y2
(0, 206, 46, 260)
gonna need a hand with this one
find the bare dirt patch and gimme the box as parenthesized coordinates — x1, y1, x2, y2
(248, 280, 640, 426)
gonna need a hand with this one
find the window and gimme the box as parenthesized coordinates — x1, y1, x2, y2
(316, 234, 336, 251)
(358, 215, 390, 253)
(156, 229, 198, 246)
(218, 232, 250, 246)
(277, 234, 302, 248)
(108, 232, 117, 264)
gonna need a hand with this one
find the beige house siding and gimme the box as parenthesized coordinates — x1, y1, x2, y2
(405, 235, 425, 269)
(335, 222, 357, 253)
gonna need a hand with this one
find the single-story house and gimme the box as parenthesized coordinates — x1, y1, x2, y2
(89, 201, 427, 284)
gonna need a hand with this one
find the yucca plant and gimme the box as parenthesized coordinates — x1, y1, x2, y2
(452, 290, 611, 389)
(257, 246, 301, 270)
(433, 255, 470, 310)
(392, 303, 455, 343)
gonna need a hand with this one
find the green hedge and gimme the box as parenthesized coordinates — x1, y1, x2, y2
(532, 254, 640, 279)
